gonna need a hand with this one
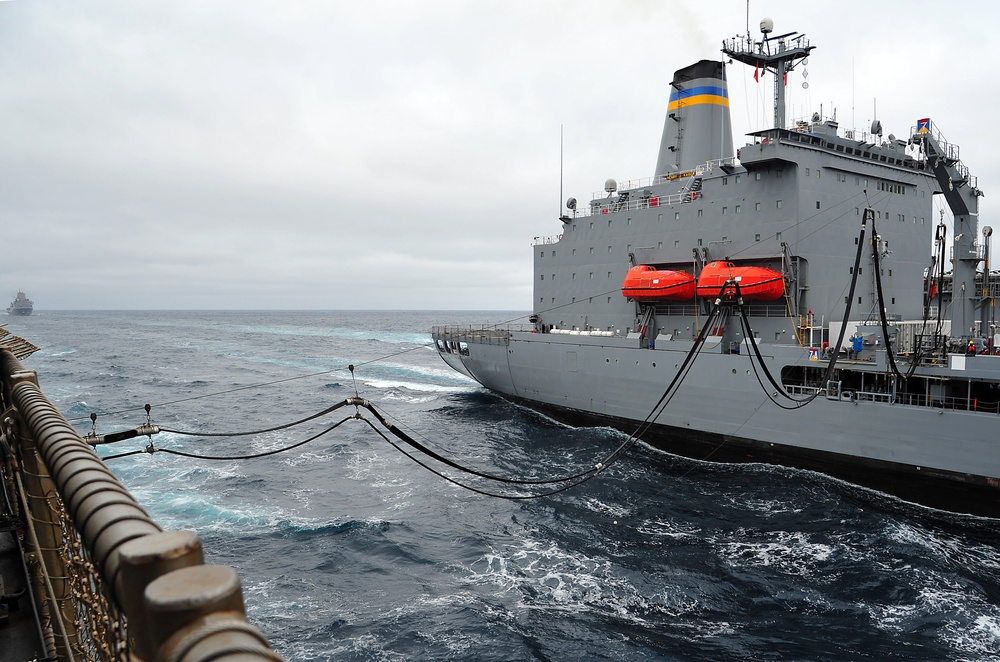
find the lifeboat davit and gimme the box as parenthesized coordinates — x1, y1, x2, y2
(696, 261, 785, 300)
(621, 265, 696, 301)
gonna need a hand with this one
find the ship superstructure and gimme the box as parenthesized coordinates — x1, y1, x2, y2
(6, 291, 32, 316)
(433, 20, 1000, 517)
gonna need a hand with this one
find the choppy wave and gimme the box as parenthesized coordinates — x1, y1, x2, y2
(11, 310, 1000, 662)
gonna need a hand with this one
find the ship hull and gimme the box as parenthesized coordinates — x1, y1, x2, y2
(505, 399, 998, 518)
(434, 330, 1000, 518)
(432, 24, 1000, 520)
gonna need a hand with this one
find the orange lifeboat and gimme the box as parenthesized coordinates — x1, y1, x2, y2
(621, 265, 696, 301)
(696, 261, 785, 300)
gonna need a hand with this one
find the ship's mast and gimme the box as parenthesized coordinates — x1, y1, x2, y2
(722, 18, 813, 130)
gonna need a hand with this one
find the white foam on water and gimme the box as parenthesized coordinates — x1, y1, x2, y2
(362, 378, 478, 394)
(326, 634, 403, 662)
(280, 449, 342, 467)
(635, 518, 702, 540)
(380, 390, 442, 405)
(464, 536, 664, 626)
(577, 496, 632, 519)
(388, 362, 479, 383)
(950, 614, 1000, 659)
(858, 552, 1000, 657)
(370, 592, 481, 656)
(716, 529, 835, 576)
(725, 495, 804, 515)
(886, 520, 1000, 572)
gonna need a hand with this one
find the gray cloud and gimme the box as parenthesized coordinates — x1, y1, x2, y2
(2, 0, 996, 309)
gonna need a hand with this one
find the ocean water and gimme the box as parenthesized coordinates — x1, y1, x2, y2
(5, 310, 1000, 661)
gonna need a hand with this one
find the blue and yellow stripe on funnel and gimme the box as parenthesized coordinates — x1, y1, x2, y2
(668, 85, 729, 111)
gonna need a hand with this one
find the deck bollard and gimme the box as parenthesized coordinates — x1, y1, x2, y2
(117, 531, 205, 660)
(145, 565, 283, 661)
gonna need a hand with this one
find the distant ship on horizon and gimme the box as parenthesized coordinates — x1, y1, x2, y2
(7, 290, 33, 316)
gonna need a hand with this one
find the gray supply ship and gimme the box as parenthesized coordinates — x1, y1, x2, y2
(432, 19, 1000, 518)
(6, 292, 32, 316)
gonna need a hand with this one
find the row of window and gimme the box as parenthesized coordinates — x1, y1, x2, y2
(537, 292, 900, 307)
(539, 296, 613, 304)
(717, 169, 913, 191)
(853, 206, 926, 225)
(540, 216, 924, 267)
(848, 267, 894, 276)
(878, 180, 908, 194)
(845, 295, 896, 305)
(542, 203, 791, 259)
(541, 229, 788, 265)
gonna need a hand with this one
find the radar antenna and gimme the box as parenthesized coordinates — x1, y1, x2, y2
(721, 18, 814, 130)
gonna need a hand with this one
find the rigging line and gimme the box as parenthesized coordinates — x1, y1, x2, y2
(516, 285, 627, 328)
(456, 291, 627, 331)
(820, 206, 871, 377)
(725, 285, 815, 408)
(724, 187, 875, 264)
(496, 188, 894, 333)
(99, 449, 147, 461)
(737, 208, 871, 407)
(105, 392, 609, 491)
(357, 400, 600, 486)
(348, 364, 360, 398)
(159, 400, 353, 437)
(733, 279, 823, 407)
(644, 204, 881, 488)
(658, 393, 772, 492)
(624, 314, 778, 493)
(357, 416, 605, 500)
(739, 311, 813, 410)
(597, 299, 726, 470)
(493, 280, 681, 334)
(906, 221, 949, 374)
(934, 220, 948, 344)
(869, 213, 905, 378)
(817, 189, 888, 318)
(651, 302, 723, 414)
(747, 187, 896, 330)
(110, 418, 354, 462)
(69, 343, 432, 423)
(470, 300, 726, 487)
(639, 299, 725, 430)
(360, 403, 606, 484)
(642, 395, 772, 508)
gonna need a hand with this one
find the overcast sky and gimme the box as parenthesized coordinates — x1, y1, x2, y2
(2, 0, 997, 310)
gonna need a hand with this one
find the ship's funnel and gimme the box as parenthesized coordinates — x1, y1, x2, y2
(654, 60, 734, 179)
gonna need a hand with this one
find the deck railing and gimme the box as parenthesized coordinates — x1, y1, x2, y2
(432, 325, 534, 347)
(0, 347, 284, 661)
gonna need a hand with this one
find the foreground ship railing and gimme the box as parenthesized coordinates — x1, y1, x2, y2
(0, 347, 283, 661)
